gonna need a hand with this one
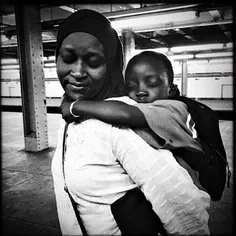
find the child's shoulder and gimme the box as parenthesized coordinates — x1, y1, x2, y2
(105, 96, 137, 105)
(152, 99, 187, 108)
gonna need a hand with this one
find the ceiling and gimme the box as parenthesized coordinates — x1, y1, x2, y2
(0, 2, 234, 60)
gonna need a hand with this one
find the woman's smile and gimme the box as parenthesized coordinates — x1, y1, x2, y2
(68, 83, 89, 90)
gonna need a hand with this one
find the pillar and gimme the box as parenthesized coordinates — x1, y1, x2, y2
(15, 4, 48, 152)
(181, 59, 188, 97)
(121, 29, 135, 73)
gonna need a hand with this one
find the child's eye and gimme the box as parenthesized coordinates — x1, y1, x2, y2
(146, 77, 160, 86)
(126, 85, 136, 92)
(125, 82, 137, 91)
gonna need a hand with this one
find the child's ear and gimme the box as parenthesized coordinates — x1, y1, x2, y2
(168, 84, 179, 97)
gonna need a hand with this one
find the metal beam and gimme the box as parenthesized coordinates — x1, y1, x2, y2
(174, 28, 198, 43)
(15, 4, 49, 152)
(105, 3, 203, 19)
(133, 18, 232, 33)
(181, 59, 188, 97)
(121, 29, 135, 69)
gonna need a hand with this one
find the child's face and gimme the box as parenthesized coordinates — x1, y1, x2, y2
(125, 59, 171, 103)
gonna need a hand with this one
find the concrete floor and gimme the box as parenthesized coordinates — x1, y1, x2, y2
(1, 112, 234, 236)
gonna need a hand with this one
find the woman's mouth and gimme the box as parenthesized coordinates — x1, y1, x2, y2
(67, 83, 90, 92)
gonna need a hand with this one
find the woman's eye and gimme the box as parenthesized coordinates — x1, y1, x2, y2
(88, 59, 102, 68)
(61, 53, 76, 64)
(86, 56, 105, 68)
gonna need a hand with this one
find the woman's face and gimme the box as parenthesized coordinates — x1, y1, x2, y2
(56, 32, 107, 101)
(125, 59, 171, 103)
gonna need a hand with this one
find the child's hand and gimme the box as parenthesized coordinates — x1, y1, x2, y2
(59, 94, 77, 123)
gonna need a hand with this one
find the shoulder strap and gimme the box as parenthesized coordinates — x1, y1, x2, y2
(62, 122, 88, 236)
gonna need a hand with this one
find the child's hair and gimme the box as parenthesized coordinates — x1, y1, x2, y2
(125, 51, 174, 84)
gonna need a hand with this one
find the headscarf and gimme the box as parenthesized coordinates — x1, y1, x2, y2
(55, 9, 125, 100)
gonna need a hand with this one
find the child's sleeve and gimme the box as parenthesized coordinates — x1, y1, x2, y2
(134, 100, 202, 152)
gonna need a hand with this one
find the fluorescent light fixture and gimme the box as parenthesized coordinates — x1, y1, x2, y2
(188, 58, 233, 64)
(111, 11, 196, 30)
(106, 4, 200, 19)
(1, 65, 20, 69)
(1, 58, 19, 65)
(43, 56, 56, 61)
(195, 51, 233, 58)
(48, 56, 56, 61)
(44, 63, 56, 67)
(59, 6, 75, 13)
(171, 43, 233, 53)
(209, 58, 233, 63)
(187, 59, 209, 64)
(168, 54, 194, 60)
(134, 48, 169, 54)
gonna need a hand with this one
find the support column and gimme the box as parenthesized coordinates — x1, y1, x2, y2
(181, 59, 188, 97)
(121, 29, 135, 73)
(15, 4, 48, 152)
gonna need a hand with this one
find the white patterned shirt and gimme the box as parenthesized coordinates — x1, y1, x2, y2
(51, 96, 210, 236)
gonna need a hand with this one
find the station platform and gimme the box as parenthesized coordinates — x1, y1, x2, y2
(1, 112, 234, 236)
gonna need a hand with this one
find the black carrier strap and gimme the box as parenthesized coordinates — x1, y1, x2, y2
(171, 95, 231, 200)
(62, 122, 88, 236)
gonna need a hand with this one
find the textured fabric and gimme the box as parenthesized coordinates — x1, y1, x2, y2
(51, 97, 210, 236)
(134, 99, 203, 151)
(55, 9, 125, 100)
(107, 97, 205, 190)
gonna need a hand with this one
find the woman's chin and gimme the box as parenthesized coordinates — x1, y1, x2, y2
(65, 92, 83, 101)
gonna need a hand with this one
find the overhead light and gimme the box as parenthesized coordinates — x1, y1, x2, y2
(195, 51, 233, 58)
(59, 6, 75, 13)
(209, 58, 233, 63)
(188, 58, 233, 64)
(1, 65, 20, 70)
(134, 48, 169, 55)
(106, 4, 200, 19)
(0, 58, 19, 65)
(171, 43, 233, 53)
(44, 63, 56, 67)
(168, 54, 194, 60)
(111, 11, 196, 30)
(187, 59, 209, 64)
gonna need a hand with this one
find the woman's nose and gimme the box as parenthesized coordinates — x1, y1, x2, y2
(70, 61, 86, 78)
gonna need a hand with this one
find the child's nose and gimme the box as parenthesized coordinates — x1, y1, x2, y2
(136, 82, 148, 97)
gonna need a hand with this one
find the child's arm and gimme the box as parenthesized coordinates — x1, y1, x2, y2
(61, 96, 148, 127)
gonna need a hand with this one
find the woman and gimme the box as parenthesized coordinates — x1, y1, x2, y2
(51, 9, 210, 235)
